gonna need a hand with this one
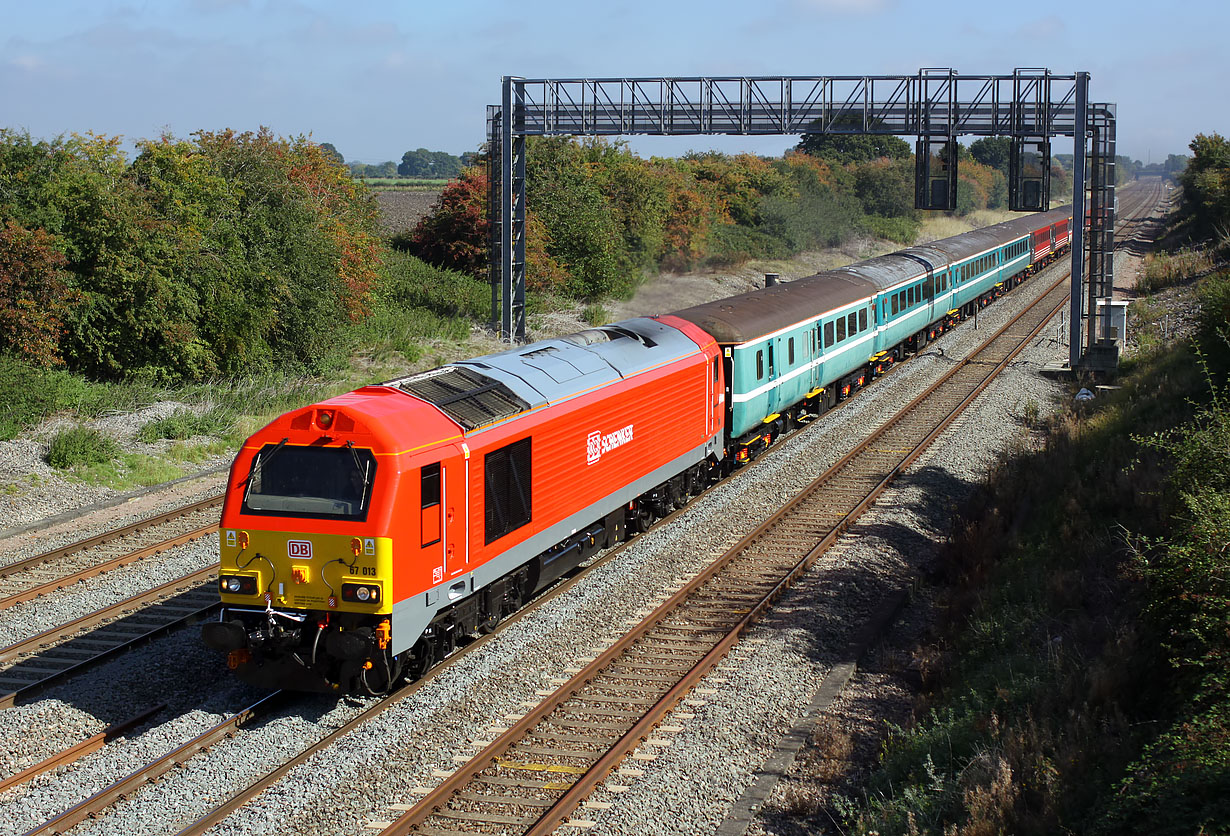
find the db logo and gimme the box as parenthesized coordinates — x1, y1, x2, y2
(288, 540, 313, 559)
(432, 566, 444, 583)
(586, 431, 602, 465)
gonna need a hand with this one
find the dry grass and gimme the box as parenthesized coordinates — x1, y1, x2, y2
(915, 209, 1018, 245)
(809, 714, 856, 783)
(1137, 248, 1214, 293)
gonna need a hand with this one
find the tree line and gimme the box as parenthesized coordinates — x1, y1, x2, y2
(402, 131, 1072, 301)
(0, 129, 386, 380)
(319, 143, 475, 180)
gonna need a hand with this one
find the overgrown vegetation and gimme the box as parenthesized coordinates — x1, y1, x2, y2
(0, 128, 387, 380)
(827, 133, 1230, 835)
(1138, 248, 1214, 293)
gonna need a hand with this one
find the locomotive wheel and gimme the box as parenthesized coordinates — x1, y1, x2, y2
(410, 639, 437, 679)
(478, 610, 500, 634)
(629, 503, 653, 533)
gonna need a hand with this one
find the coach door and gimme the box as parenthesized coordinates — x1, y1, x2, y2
(811, 322, 822, 392)
(923, 268, 936, 323)
(421, 454, 468, 583)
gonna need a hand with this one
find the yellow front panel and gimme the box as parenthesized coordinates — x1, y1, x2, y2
(219, 528, 393, 615)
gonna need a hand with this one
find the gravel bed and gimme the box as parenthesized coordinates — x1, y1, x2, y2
(0, 626, 268, 836)
(5, 262, 1071, 836)
(585, 293, 1069, 836)
(0, 535, 219, 650)
(0, 399, 231, 535)
(0, 256, 1067, 836)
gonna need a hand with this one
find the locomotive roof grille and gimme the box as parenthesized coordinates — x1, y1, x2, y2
(395, 366, 530, 430)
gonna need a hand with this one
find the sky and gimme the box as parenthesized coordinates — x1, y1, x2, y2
(2, 0, 1225, 166)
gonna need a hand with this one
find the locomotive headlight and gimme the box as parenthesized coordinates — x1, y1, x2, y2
(356, 586, 371, 602)
(219, 574, 258, 594)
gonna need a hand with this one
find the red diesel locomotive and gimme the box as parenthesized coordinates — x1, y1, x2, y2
(203, 315, 723, 693)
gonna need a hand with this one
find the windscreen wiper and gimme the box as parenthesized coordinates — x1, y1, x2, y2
(345, 440, 372, 510)
(242, 437, 290, 499)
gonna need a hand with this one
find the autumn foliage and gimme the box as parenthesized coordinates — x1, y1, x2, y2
(0, 128, 386, 379)
(0, 220, 73, 366)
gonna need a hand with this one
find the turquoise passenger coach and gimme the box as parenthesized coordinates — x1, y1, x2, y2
(670, 206, 1071, 461)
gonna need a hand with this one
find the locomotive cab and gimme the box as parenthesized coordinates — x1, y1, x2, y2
(202, 391, 464, 694)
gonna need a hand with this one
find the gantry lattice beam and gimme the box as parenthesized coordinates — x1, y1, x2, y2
(488, 70, 1115, 370)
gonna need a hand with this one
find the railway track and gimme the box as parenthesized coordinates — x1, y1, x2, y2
(22, 692, 290, 836)
(371, 188, 1163, 836)
(0, 495, 221, 611)
(0, 565, 219, 707)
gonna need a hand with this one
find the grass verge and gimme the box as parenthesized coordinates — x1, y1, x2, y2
(833, 270, 1230, 835)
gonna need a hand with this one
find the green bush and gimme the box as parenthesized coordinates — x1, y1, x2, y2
(0, 356, 104, 439)
(863, 214, 921, 244)
(0, 128, 387, 381)
(45, 426, 119, 469)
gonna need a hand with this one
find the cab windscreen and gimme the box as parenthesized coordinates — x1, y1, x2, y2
(242, 443, 376, 521)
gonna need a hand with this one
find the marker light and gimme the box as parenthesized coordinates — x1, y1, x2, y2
(341, 583, 381, 604)
(317, 410, 334, 429)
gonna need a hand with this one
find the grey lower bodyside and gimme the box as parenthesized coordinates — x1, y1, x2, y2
(389, 432, 723, 655)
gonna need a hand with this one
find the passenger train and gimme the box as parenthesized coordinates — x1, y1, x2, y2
(202, 206, 1071, 693)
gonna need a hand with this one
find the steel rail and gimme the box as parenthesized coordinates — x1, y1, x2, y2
(22, 692, 290, 836)
(0, 521, 219, 612)
(0, 704, 165, 793)
(0, 564, 219, 709)
(379, 186, 1164, 835)
(0, 495, 222, 580)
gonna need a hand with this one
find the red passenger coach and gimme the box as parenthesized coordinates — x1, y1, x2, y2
(1031, 215, 1072, 263)
(204, 315, 724, 693)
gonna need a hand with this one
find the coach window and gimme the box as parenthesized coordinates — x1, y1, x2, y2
(421, 463, 442, 547)
(859, 309, 868, 332)
(836, 317, 846, 343)
(788, 337, 795, 365)
(823, 321, 834, 347)
(768, 344, 775, 377)
(484, 438, 532, 544)
(891, 295, 899, 316)
(756, 350, 764, 379)
(847, 312, 857, 335)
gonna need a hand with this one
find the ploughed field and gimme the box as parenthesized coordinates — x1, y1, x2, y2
(374, 189, 442, 234)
